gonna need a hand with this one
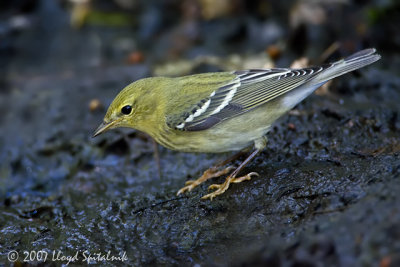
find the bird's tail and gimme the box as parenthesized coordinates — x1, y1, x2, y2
(312, 48, 381, 84)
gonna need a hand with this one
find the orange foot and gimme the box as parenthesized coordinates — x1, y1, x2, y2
(201, 172, 259, 200)
(176, 166, 235, 196)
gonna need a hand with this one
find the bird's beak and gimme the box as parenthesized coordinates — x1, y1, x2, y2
(92, 120, 118, 138)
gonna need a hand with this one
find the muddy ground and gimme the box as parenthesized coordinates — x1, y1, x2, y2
(0, 0, 399, 266)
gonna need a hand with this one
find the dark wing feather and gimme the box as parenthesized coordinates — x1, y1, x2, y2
(168, 65, 328, 131)
(232, 66, 327, 110)
(167, 48, 381, 131)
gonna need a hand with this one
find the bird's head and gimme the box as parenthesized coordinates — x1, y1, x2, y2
(93, 77, 167, 137)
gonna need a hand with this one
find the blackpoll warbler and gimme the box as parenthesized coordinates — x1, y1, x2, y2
(94, 48, 380, 200)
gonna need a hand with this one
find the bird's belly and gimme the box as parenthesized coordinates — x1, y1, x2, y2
(159, 102, 286, 153)
(198, 124, 268, 152)
(155, 128, 257, 153)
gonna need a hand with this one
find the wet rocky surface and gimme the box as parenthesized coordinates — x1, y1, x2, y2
(0, 0, 399, 266)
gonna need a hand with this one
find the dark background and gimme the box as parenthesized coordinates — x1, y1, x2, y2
(0, 0, 399, 266)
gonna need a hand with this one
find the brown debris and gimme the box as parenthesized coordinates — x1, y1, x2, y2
(288, 123, 296, 131)
(358, 138, 400, 157)
(127, 51, 145, 64)
(88, 98, 103, 112)
(266, 45, 282, 61)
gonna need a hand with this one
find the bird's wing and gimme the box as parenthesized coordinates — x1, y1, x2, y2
(166, 66, 327, 131)
(166, 48, 380, 131)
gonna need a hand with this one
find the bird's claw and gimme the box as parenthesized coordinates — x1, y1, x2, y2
(177, 181, 198, 195)
(176, 166, 235, 196)
(201, 172, 259, 200)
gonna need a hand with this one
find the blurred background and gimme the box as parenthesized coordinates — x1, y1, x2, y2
(1, 0, 399, 266)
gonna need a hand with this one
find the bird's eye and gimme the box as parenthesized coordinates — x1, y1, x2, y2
(121, 105, 132, 115)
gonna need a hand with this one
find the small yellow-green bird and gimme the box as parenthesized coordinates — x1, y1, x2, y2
(93, 48, 380, 200)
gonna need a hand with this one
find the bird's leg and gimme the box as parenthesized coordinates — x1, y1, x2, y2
(152, 139, 162, 179)
(201, 137, 267, 200)
(176, 151, 246, 196)
(200, 149, 260, 200)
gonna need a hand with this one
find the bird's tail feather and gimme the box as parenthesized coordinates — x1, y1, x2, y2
(312, 48, 381, 84)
